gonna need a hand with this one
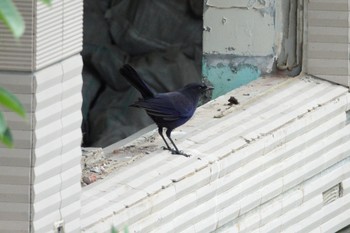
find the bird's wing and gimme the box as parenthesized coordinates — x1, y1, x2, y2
(131, 92, 194, 121)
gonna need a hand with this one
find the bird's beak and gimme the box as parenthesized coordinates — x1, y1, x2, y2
(206, 86, 214, 90)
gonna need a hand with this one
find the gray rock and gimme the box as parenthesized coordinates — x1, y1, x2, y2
(82, 0, 205, 147)
(106, 0, 202, 56)
(89, 45, 129, 92)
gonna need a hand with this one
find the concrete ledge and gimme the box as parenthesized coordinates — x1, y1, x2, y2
(81, 75, 350, 232)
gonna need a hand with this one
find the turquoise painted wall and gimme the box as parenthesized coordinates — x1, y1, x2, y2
(203, 60, 261, 99)
(202, 0, 276, 99)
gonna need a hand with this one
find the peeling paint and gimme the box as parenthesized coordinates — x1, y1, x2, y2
(203, 0, 277, 96)
(203, 26, 212, 32)
(205, 0, 275, 17)
(203, 58, 261, 99)
(204, 54, 274, 74)
(225, 47, 235, 52)
(221, 17, 227, 24)
(203, 0, 275, 56)
(275, 0, 303, 75)
(206, 0, 266, 9)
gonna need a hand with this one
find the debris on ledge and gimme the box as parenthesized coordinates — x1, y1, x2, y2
(81, 76, 290, 185)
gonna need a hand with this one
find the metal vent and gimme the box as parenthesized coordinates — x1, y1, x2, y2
(322, 183, 343, 205)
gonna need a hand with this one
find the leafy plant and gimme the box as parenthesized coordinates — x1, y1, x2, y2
(0, 0, 52, 38)
(0, 0, 24, 38)
(111, 226, 129, 233)
(0, 87, 25, 147)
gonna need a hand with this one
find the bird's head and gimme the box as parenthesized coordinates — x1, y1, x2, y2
(183, 83, 214, 94)
(180, 83, 214, 104)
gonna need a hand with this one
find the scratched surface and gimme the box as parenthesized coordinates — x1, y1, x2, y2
(202, 0, 276, 98)
(203, 60, 261, 99)
(203, 0, 275, 56)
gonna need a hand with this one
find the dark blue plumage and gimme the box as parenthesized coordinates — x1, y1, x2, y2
(120, 64, 212, 156)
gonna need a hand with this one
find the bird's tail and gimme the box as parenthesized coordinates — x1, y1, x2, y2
(120, 64, 155, 98)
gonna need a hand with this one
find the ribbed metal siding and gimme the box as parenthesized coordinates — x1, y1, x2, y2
(306, 0, 350, 87)
(0, 0, 35, 71)
(0, 55, 83, 233)
(0, 0, 83, 71)
(81, 77, 350, 233)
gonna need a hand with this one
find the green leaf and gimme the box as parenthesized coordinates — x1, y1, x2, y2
(0, 111, 7, 135)
(0, 87, 25, 118)
(0, 127, 13, 147)
(0, 0, 25, 38)
(40, 0, 53, 6)
(111, 226, 119, 233)
(123, 226, 129, 233)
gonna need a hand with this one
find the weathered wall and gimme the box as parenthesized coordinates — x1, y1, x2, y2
(203, 0, 304, 98)
(203, 0, 276, 98)
(203, 0, 275, 56)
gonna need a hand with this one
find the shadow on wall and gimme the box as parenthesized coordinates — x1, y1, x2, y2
(82, 0, 204, 147)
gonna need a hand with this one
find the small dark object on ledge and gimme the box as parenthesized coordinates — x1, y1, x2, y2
(228, 96, 239, 105)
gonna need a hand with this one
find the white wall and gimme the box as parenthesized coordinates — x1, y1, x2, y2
(203, 0, 275, 56)
(304, 0, 350, 87)
(81, 76, 350, 233)
(0, 0, 83, 232)
(202, 0, 278, 99)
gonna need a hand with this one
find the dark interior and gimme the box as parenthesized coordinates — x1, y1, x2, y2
(82, 0, 204, 147)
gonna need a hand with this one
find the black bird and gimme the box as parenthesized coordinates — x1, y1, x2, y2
(119, 64, 212, 157)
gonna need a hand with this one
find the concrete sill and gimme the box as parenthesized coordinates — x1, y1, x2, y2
(81, 75, 350, 233)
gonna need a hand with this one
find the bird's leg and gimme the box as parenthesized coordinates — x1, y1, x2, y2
(166, 129, 190, 157)
(158, 127, 172, 151)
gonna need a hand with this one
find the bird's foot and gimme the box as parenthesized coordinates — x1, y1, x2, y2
(162, 146, 190, 157)
(171, 149, 191, 157)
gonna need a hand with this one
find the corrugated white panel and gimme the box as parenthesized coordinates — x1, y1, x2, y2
(308, 27, 349, 43)
(0, 55, 83, 233)
(31, 55, 83, 233)
(62, 0, 83, 57)
(0, 0, 34, 71)
(35, 0, 83, 70)
(308, 0, 348, 11)
(252, 160, 350, 233)
(305, 0, 350, 87)
(0, 72, 33, 94)
(307, 59, 349, 76)
(35, 0, 64, 69)
(308, 10, 349, 27)
(81, 77, 350, 233)
(0, 0, 83, 71)
(307, 42, 349, 59)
